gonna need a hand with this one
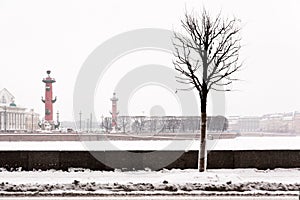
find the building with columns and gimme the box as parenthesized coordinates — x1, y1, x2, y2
(0, 88, 39, 132)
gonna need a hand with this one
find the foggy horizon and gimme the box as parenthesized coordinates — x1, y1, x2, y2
(0, 0, 299, 121)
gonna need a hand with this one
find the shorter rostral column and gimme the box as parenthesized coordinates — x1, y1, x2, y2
(41, 70, 57, 129)
(110, 92, 119, 132)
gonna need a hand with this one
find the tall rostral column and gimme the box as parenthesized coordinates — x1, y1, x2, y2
(42, 70, 57, 125)
(110, 92, 119, 132)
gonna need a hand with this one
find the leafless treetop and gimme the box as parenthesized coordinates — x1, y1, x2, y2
(173, 9, 242, 98)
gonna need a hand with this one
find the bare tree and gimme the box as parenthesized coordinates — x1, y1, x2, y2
(173, 9, 242, 172)
(103, 117, 112, 133)
(149, 116, 158, 133)
(131, 116, 146, 134)
(118, 116, 130, 133)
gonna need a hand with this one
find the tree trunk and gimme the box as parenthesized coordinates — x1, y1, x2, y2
(199, 95, 207, 172)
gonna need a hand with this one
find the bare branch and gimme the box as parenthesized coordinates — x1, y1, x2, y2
(173, 8, 242, 97)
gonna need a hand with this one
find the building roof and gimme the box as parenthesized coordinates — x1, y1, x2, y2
(0, 88, 15, 105)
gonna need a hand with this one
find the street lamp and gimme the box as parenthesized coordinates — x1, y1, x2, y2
(86, 118, 89, 132)
(101, 115, 104, 130)
(31, 110, 34, 133)
(90, 113, 92, 132)
(4, 106, 7, 132)
(79, 111, 82, 131)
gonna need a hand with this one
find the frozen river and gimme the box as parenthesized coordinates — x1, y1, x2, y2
(0, 136, 300, 151)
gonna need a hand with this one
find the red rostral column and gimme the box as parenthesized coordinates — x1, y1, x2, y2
(110, 92, 119, 128)
(42, 70, 56, 122)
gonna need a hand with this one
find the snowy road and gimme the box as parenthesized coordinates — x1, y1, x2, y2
(0, 196, 298, 200)
(1, 168, 299, 185)
(0, 169, 299, 196)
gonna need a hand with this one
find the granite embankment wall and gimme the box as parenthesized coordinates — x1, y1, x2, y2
(0, 150, 299, 170)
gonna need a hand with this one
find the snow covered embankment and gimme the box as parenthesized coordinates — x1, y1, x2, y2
(0, 168, 299, 195)
(0, 180, 299, 193)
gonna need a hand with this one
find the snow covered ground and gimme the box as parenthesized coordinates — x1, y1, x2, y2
(0, 136, 299, 151)
(0, 168, 299, 196)
(0, 137, 299, 196)
(0, 196, 298, 200)
(0, 168, 299, 185)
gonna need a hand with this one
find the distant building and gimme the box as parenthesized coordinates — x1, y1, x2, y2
(238, 116, 261, 132)
(227, 116, 240, 132)
(293, 112, 300, 133)
(228, 112, 300, 134)
(281, 112, 294, 132)
(0, 88, 39, 132)
(227, 116, 260, 132)
(259, 112, 295, 133)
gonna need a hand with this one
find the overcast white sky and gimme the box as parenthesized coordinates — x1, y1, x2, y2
(0, 0, 299, 121)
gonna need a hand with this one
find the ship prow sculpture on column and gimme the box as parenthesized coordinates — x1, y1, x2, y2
(38, 70, 60, 131)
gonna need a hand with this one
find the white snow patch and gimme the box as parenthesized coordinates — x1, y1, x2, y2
(0, 168, 299, 185)
(0, 136, 299, 150)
